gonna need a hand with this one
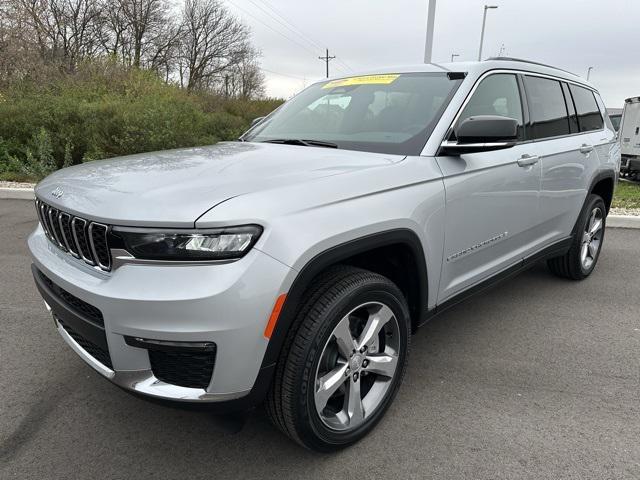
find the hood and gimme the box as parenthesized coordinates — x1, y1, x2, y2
(35, 142, 404, 227)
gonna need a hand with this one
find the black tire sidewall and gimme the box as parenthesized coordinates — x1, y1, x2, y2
(294, 281, 410, 451)
(576, 195, 607, 277)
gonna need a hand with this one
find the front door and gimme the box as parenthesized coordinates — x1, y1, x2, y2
(436, 73, 542, 303)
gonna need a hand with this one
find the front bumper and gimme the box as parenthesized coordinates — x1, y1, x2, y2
(621, 155, 640, 172)
(28, 226, 292, 405)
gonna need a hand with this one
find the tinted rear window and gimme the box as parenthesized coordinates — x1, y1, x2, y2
(569, 85, 604, 132)
(524, 76, 570, 139)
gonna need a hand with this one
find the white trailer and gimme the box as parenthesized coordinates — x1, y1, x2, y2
(620, 96, 640, 178)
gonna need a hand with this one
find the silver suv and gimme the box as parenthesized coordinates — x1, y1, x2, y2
(29, 58, 619, 451)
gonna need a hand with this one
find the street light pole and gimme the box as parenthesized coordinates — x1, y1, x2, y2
(451, 53, 459, 62)
(423, 0, 437, 63)
(587, 66, 594, 81)
(478, 5, 498, 61)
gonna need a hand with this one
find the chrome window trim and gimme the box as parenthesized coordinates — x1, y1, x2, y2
(438, 68, 607, 153)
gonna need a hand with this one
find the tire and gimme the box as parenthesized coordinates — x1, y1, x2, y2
(547, 194, 606, 280)
(266, 265, 411, 451)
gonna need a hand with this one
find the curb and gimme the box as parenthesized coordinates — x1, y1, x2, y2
(0, 188, 34, 200)
(1, 187, 640, 229)
(607, 215, 640, 229)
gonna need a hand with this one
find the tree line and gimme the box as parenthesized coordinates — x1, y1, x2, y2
(0, 0, 265, 98)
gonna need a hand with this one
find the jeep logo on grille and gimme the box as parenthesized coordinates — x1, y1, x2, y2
(51, 187, 64, 199)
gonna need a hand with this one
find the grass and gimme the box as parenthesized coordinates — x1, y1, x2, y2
(613, 181, 640, 210)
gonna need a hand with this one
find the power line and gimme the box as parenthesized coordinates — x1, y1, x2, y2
(261, 68, 308, 80)
(246, 0, 322, 54)
(225, 0, 319, 58)
(226, 0, 354, 78)
(254, 0, 324, 51)
(247, 0, 354, 74)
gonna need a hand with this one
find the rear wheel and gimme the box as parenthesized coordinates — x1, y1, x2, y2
(266, 266, 410, 451)
(547, 194, 606, 280)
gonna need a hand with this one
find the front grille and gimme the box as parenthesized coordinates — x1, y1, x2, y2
(35, 199, 112, 271)
(149, 350, 216, 389)
(58, 319, 113, 370)
(38, 271, 104, 327)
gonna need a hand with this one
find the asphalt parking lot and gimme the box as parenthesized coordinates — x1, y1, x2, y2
(1, 198, 639, 479)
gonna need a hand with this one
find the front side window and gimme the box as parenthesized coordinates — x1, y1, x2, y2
(454, 73, 524, 140)
(243, 73, 463, 155)
(569, 85, 604, 132)
(524, 76, 570, 139)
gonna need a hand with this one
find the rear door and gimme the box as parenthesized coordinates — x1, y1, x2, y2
(527, 76, 611, 242)
(436, 73, 543, 303)
(521, 75, 587, 244)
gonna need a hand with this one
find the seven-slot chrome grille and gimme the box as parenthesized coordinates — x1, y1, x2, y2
(35, 199, 112, 271)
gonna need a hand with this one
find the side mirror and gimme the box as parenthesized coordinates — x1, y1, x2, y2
(441, 115, 519, 154)
(250, 116, 265, 128)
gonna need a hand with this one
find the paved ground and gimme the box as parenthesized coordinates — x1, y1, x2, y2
(1, 198, 639, 480)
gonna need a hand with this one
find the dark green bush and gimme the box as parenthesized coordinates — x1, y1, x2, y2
(0, 62, 282, 181)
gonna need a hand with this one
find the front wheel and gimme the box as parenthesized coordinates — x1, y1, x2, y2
(547, 194, 606, 280)
(266, 266, 411, 451)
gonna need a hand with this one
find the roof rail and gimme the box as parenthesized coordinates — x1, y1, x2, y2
(486, 57, 579, 77)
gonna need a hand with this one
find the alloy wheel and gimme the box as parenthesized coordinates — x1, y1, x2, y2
(313, 301, 401, 431)
(580, 207, 604, 271)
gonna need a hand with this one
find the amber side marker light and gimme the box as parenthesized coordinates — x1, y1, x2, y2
(264, 293, 287, 339)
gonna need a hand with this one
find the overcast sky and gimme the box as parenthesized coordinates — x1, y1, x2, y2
(225, 0, 639, 107)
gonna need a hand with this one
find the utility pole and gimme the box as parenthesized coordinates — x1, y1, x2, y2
(423, 0, 437, 63)
(587, 66, 594, 80)
(319, 48, 335, 78)
(450, 53, 459, 62)
(478, 5, 498, 61)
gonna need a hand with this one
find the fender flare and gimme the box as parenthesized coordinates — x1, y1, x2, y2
(245, 229, 429, 407)
(265, 228, 428, 366)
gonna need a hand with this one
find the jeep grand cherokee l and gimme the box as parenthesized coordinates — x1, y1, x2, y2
(29, 58, 619, 451)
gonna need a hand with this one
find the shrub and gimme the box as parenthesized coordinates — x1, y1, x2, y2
(0, 61, 283, 181)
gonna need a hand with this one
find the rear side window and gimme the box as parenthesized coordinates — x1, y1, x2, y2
(524, 76, 570, 139)
(561, 83, 579, 133)
(455, 73, 524, 140)
(569, 85, 604, 132)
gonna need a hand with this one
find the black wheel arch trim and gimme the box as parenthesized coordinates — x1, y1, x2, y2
(244, 228, 429, 408)
(266, 228, 428, 363)
(572, 170, 616, 237)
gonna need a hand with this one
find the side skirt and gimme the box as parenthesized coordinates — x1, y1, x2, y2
(420, 236, 573, 325)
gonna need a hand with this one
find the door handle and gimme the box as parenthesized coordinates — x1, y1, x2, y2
(517, 154, 539, 167)
(580, 144, 594, 154)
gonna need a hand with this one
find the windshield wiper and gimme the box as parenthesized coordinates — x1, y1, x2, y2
(262, 139, 338, 149)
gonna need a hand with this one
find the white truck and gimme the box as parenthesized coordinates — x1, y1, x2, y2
(620, 96, 640, 179)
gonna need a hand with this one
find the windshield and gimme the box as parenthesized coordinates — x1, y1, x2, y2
(609, 114, 622, 131)
(243, 72, 462, 155)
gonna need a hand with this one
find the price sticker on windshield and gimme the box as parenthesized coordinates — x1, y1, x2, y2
(322, 74, 400, 89)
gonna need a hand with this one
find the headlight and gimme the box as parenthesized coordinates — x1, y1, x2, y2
(113, 225, 263, 261)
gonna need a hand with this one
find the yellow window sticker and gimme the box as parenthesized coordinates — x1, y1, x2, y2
(322, 74, 400, 89)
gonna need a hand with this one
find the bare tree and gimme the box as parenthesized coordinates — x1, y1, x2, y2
(179, 0, 249, 90)
(0, 0, 266, 97)
(224, 52, 264, 99)
(116, 0, 170, 67)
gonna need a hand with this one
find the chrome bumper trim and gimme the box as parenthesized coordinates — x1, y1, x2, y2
(52, 311, 250, 403)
